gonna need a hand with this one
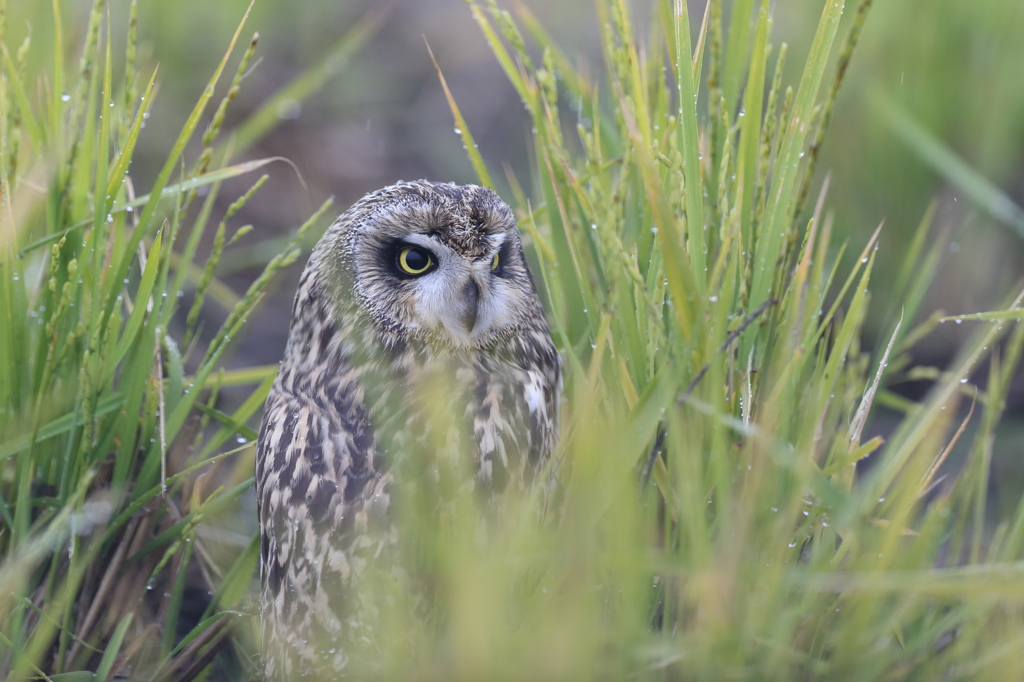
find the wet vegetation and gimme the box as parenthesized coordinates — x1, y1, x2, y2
(1, 0, 1023, 679)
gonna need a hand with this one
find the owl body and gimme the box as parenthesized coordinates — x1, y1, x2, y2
(255, 181, 561, 679)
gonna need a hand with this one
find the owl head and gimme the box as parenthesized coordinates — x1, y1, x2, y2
(316, 181, 546, 352)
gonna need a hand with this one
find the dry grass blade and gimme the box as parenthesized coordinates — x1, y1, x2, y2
(5, 0, 1024, 678)
(155, 614, 233, 682)
(918, 390, 976, 498)
(66, 516, 141, 664)
(425, 37, 494, 188)
(849, 311, 902, 448)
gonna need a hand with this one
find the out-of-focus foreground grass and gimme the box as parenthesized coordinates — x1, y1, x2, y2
(0, 2, 344, 677)
(1, 0, 1024, 680)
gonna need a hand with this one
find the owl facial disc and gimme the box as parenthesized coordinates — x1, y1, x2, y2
(399, 232, 510, 347)
(335, 181, 545, 353)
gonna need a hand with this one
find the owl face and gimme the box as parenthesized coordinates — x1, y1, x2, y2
(336, 182, 541, 351)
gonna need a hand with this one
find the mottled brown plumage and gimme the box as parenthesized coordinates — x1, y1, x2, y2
(255, 181, 561, 679)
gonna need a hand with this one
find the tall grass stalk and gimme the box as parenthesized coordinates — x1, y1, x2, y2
(0, 2, 363, 678)
(2, 0, 1024, 680)
(338, 0, 1024, 679)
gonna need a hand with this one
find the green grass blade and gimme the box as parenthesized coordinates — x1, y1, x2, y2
(722, 0, 755, 113)
(101, 232, 161, 383)
(0, 38, 43, 145)
(106, 2, 255, 313)
(94, 613, 132, 681)
(745, 0, 845, 357)
(669, 0, 707, 296)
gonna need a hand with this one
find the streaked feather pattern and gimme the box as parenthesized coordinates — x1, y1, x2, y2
(256, 181, 560, 679)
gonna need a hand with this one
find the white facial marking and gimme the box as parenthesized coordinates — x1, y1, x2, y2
(403, 233, 512, 348)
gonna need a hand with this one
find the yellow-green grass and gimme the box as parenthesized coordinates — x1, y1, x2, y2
(0, 1, 365, 678)
(1, 0, 1023, 680)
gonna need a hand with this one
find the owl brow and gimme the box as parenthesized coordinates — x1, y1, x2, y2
(470, 233, 507, 263)
(401, 233, 445, 251)
(489, 232, 507, 254)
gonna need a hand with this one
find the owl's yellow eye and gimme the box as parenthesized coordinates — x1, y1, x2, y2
(398, 247, 433, 275)
(491, 253, 500, 271)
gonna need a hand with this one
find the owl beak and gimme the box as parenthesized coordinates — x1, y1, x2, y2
(460, 278, 480, 333)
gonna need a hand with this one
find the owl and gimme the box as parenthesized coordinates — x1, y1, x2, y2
(254, 181, 561, 680)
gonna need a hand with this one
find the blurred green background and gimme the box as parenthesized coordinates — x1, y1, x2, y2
(7, 0, 1023, 546)
(9, 0, 1023, 358)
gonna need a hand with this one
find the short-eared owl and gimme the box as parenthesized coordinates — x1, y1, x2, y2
(255, 181, 561, 679)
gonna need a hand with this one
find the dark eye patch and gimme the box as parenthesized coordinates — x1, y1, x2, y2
(491, 238, 512, 277)
(389, 242, 437, 278)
